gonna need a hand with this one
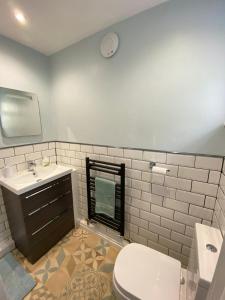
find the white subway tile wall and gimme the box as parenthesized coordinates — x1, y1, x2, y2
(213, 161, 225, 235)
(56, 143, 223, 266)
(0, 143, 56, 245)
(0, 141, 224, 267)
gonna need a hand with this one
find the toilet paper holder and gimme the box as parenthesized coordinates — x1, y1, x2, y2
(149, 161, 170, 173)
(149, 161, 156, 169)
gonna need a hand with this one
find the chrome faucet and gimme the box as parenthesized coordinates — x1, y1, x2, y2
(27, 161, 37, 175)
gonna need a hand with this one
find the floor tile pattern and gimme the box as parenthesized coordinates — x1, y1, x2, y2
(13, 228, 120, 300)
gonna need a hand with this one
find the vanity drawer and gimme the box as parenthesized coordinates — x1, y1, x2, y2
(21, 174, 72, 215)
(2, 171, 75, 264)
(25, 191, 73, 235)
(27, 210, 74, 263)
(28, 208, 74, 244)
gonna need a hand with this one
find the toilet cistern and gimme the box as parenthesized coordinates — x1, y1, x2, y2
(187, 223, 222, 300)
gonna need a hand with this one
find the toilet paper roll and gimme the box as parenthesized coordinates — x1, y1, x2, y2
(151, 166, 168, 174)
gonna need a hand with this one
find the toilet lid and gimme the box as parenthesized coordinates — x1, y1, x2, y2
(114, 243, 181, 300)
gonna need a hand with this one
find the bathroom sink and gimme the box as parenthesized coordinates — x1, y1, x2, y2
(0, 164, 73, 195)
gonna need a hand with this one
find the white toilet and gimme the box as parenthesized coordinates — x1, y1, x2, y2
(113, 243, 181, 300)
(113, 224, 222, 300)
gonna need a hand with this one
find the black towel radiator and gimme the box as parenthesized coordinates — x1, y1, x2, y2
(86, 157, 125, 236)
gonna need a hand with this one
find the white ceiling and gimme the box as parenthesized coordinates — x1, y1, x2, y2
(0, 0, 166, 56)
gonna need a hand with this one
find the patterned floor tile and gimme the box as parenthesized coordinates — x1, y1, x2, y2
(13, 227, 120, 300)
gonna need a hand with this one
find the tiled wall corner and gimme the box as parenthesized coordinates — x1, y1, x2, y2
(0, 142, 56, 245)
(55, 142, 223, 266)
(213, 159, 225, 235)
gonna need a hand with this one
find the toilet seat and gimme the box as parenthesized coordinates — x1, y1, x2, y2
(113, 243, 181, 300)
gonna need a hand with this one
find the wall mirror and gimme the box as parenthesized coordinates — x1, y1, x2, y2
(0, 87, 42, 137)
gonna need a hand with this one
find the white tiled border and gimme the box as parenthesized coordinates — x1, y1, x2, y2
(0, 141, 224, 267)
(56, 142, 223, 266)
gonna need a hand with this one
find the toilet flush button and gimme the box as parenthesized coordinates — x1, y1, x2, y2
(206, 244, 217, 253)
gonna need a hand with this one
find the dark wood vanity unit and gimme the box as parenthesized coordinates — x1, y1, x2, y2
(2, 174, 74, 263)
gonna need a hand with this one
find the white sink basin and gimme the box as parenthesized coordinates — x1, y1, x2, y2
(0, 164, 73, 195)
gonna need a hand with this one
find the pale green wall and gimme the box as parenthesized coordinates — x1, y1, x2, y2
(0, 0, 225, 155)
(0, 35, 55, 147)
(50, 0, 225, 156)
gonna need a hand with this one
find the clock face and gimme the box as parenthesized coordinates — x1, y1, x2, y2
(100, 32, 119, 58)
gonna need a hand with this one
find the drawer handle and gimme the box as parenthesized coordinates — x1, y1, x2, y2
(62, 177, 70, 182)
(48, 191, 71, 205)
(28, 203, 49, 216)
(28, 207, 41, 216)
(64, 190, 71, 196)
(25, 185, 53, 199)
(31, 215, 60, 236)
(25, 177, 71, 199)
(49, 197, 59, 205)
(27, 190, 71, 216)
(41, 203, 49, 209)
